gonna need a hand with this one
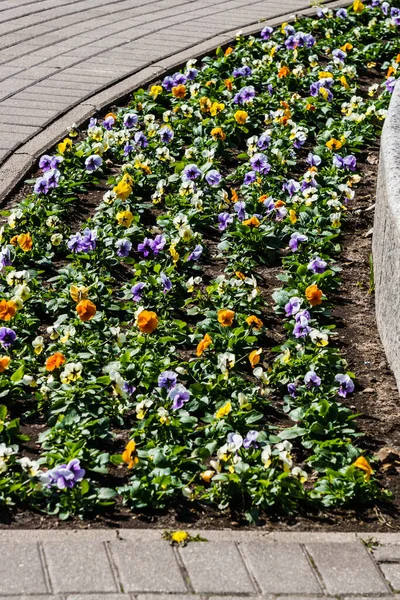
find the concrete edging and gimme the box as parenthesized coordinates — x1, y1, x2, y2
(373, 80, 400, 392)
(0, 0, 349, 204)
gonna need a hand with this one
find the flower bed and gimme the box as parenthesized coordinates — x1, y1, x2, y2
(0, 0, 399, 525)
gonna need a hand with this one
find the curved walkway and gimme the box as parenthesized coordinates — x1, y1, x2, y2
(0, 0, 348, 201)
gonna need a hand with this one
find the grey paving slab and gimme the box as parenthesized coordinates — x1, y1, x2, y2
(43, 540, 118, 594)
(374, 544, 400, 562)
(380, 563, 400, 591)
(179, 542, 255, 594)
(306, 542, 390, 595)
(65, 595, 127, 600)
(0, 542, 48, 595)
(241, 542, 322, 595)
(110, 540, 187, 593)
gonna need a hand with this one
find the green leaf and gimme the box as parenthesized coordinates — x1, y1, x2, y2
(11, 365, 25, 383)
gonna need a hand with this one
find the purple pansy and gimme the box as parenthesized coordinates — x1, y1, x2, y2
(169, 384, 191, 410)
(188, 244, 203, 261)
(308, 257, 327, 274)
(243, 171, 257, 185)
(304, 370, 321, 387)
(85, 155, 103, 172)
(160, 272, 172, 293)
(47, 459, 85, 490)
(103, 115, 115, 130)
(182, 164, 202, 181)
(205, 170, 222, 186)
(335, 373, 355, 397)
(115, 239, 132, 257)
(150, 234, 166, 255)
(289, 232, 308, 252)
(293, 315, 312, 338)
(261, 25, 273, 39)
(34, 177, 49, 195)
(67, 228, 97, 253)
(306, 153, 322, 167)
(234, 201, 246, 221)
(218, 212, 233, 231)
(257, 132, 271, 150)
(250, 153, 271, 174)
(123, 113, 138, 128)
(0, 248, 11, 271)
(285, 296, 302, 317)
(131, 282, 146, 302)
(243, 430, 258, 448)
(122, 382, 136, 395)
(159, 126, 174, 144)
(0, 327, 16, 348)
(158, 370, 178, 390)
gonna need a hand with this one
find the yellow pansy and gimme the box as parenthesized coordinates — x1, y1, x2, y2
(116, 210, 134, 227)
(70, 285, 89, 303)
(57, 138, 73, 154)
(215, 401, 232, 419)
(170, 244, 179, 264)
(289, 209, 297, 224)
(353, 0, 364, 13)
(150, 85, 162, 99)
(353, 456, 373, 481)
(210, 102, 225, 116)
(234, 110, 248, 124)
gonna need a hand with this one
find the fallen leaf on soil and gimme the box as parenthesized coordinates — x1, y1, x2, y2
(367, 154, 379, 164)
(375, 446, 400, 464)
(362, 387, 375, 393)
(364, 228, 373, 238)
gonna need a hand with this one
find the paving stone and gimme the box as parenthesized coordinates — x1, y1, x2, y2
(0, 597, 62, 600)
(43, 540, 118, 594)
(241, 542, 322, 594)
(65, 596, 126, 600)
(306, 542, 389, 595)
(380, 563, 400, 591)
(374, 545, 400, 562)
(0, 542, 48, 595)
(179, 542, 255, 594)
(111, 540, 187, 593)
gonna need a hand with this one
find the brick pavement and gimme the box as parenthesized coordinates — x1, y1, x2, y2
(0, 0, 351, 201)
(0, 530, 399, 598)
(0, 0, 308, 165)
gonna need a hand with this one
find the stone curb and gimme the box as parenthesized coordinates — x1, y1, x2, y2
(0, 529, 399, 542)
(0, 0, 350, 204)
(373, 79, 400, 392)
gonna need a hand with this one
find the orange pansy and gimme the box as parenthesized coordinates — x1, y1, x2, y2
(305, 284, 323, 307)
(249, 348, 262, 368)
(242, 216, 260, 228)
(0, 300, 17, 321)
(122, 440, 139, 469)
(172, 84, 186, 98)
(45, 352, 66, 372)
(217, 309, 235, 327)
(246, 315, 263, 330)
(76, 299, 97, 321)
(196, 333, 212, 357)
(0, 356, 10, 373)
(137, 310, 158, 334)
